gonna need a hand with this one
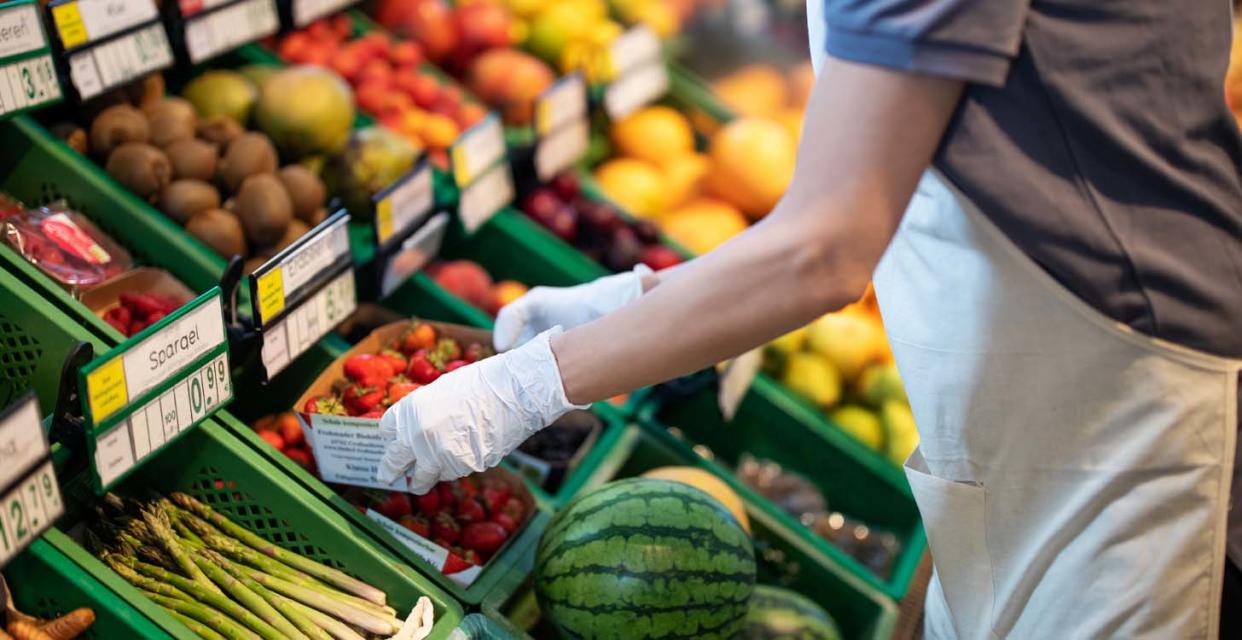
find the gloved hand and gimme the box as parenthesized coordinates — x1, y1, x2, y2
(376, 328, 586, 493)
(493, 264, 652, 352)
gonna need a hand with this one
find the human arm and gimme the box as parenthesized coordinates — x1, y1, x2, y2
(552, 57, 963, 402)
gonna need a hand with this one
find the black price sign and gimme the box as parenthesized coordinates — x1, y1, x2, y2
(172, 0, 279, 65)
(450, 113, 513, 233)
(602, 27, 668, 120)
(46, 0, 173, 101)
(0, 394, 63, 567)
(0, 1, 63, 119)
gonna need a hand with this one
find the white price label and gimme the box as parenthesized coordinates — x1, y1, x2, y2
(535, 117, 588, 182)
(0, 54, 60, 117)
(450, 115, 505, 187)
(715, 347, 762, 421)
(118, 296, 226, 407)
(375, 163, 434, 247)
(69, 23, 172, 100)
(292, 0, 357, 27)
(260, 269, 356, 378)
(535, 74, 587, 136)
(604, 61, 669, 120)
(178, 0, 234, 18)
(607, 26, 661, 79)
(299, 414, 405, 490)
(254, 215, 350, 326)
(94, 353, 231, 489)
(0, 461, 62, 567)
(0, 397, 48, 499)
(458, 163, 513, 234)
(381, 212, 448, 297)
(0, 4, 46, 58)
(184, 0, 278, 63)
(52, 0, 160, 49)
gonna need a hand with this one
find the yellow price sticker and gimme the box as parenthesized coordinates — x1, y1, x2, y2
(451, 145, 471, 187)
(86, 357, 128, 422)
(535, 100, 552, 137)
(51, 2, 88, 49)
(376, 198, 395, 245)
(256, 267, 286, 322)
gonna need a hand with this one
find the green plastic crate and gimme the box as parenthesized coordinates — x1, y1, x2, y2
(4, 532, 172, 639)
(451, 613, 520, 639)
(639, 374, 926, 601)
(481, 424, 899, 640)
(0, 259, 466, 638)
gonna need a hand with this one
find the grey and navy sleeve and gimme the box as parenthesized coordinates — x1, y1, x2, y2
(822, 0, 1031, 86)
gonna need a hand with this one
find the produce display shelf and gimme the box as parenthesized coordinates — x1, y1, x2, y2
(481, 424, 899, 640)
(0, 261, 467, 639)
(638, 374, 927, 601)
(452, 612, 520, 639)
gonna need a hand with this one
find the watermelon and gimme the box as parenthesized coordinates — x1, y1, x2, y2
(535, 478, 756, 639)
(740, 585, 843, 640)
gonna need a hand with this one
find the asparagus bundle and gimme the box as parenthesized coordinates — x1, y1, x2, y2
(91, 492, 414, 640)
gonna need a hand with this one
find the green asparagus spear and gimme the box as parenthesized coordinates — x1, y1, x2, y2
(125, 557, 286, 640)
(239, 566, 399, 635)
(168, 610, 230, 640)
(140, 589, 260, 640)
(245, 582, 335, 640)
(195, 549, 310, 640)
(283, 598, 367, 640)
(104, 554, 195, 603)
(172, 492, 387, 606)
(144, 506, 222, 596)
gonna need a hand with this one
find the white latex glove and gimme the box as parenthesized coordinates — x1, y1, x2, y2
(492, 264, 652, 352)
(376, 328, 586, 493)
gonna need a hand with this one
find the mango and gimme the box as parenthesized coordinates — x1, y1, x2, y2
(781, 352, 841, 410)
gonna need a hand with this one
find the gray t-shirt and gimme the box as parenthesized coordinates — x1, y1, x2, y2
(812, 1, 1242, 562)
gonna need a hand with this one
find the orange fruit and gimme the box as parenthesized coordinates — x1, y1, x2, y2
(712, 65, 787, 118)
(661, 152, 709, 208)
(704, 117, 795, 220)
(660, 198, 748, 254)
(420, 113, 460, 149)
(592, 158, 667, 218)
(610, 106, 694, 167)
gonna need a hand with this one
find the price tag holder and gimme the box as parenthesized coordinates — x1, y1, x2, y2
(287, 0, 359, 28)
(450, 114, 506, 189)
(605, 26, 661, 81)
(380, 211, 448, 298)
(715, 347, 762, 421)
(79, 290, 231, 493)
(372, 156, 434, 250)
(604, 59, 669, 120)
(249, 210, 356, 381)
(47, 0, 172, 102)
(0, 1, 63, 119)
(172, 0, 278, 65)
(532, 73, 588, 181)
(0, 393, 63, 569)
(458, 162, 514, 234)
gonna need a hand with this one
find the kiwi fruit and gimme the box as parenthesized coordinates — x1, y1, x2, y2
(267, 218, 310, 254)
(277, 165, 327, 222)
(159, 179, 220, 225)
(232, 174, 293, 246)
(106, 143, 171, 199)
(197, 115, 244, 148)
(145, 97, 197, 148)
(90, 105, 149, 158)
(243, 255, 271, 275)
(165, 138, 218, 181)
(219, 132, 278, 193)
(50, 122, 88, 155)
(304, 207, 329, 226)
(125, 73, 165, 112)
(187, 208, 247, 259)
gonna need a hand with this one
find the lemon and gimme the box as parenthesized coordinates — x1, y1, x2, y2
(881, 400, 919, 465)
(781, 352, 842, 409)
(829, 405, 885, 451)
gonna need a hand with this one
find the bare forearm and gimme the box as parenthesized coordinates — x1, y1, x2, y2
(552, 59, 962, 403)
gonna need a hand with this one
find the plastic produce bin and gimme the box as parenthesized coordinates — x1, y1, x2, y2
(481, 424, 899, 640)
(638, 374, 926, 601)
(0, 262, 467, 639)
(451, 613, 520, 639)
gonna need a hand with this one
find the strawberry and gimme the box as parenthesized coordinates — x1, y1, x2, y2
(360, 409, 386, 419)
(386, 379, 420, 405)
(343, 354, 396, 388)
(379, 349, 408, 374)
(432, 513, 461, 544)
(343, 384, 385, 415)
(463, 343, 492, 363)
(501, 496, 525, 523)
(433, 338, 462, 363)
(405, 352, 441, 384)
(303, 394, 346, 415)
(400, 322, 438, 354)
(414, 489, 440, 516)
(436, 482, 456, 509)
(284, 447, 313, 471)
(442, 551, 473, 573)
(398, 514, 430, 538)
(277, 414, 303, 447)
(490, 512, 519, 533)
(443, 359, 469, 373)
(480, 483, 511, 514)
(455, 496, 486, 524)
(453, 477, 479, 502)
(461, 522, 508, 556)
(433, 537, 454, 549)
(376, 492, 412, 520)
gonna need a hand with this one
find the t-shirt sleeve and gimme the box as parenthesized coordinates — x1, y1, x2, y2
(823, 0, 1031, 86)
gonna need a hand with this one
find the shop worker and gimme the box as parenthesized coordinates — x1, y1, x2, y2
(381, 1, 1242, 635)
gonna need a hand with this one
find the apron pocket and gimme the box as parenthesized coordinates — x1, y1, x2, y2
(905, 448, 995, 639)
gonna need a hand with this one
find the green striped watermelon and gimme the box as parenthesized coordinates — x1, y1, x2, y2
(535, 478, 756, 639)
(740, 585, 842, 640)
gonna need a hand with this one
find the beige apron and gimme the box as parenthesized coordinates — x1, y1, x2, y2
(873, 170, 1240, 638)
